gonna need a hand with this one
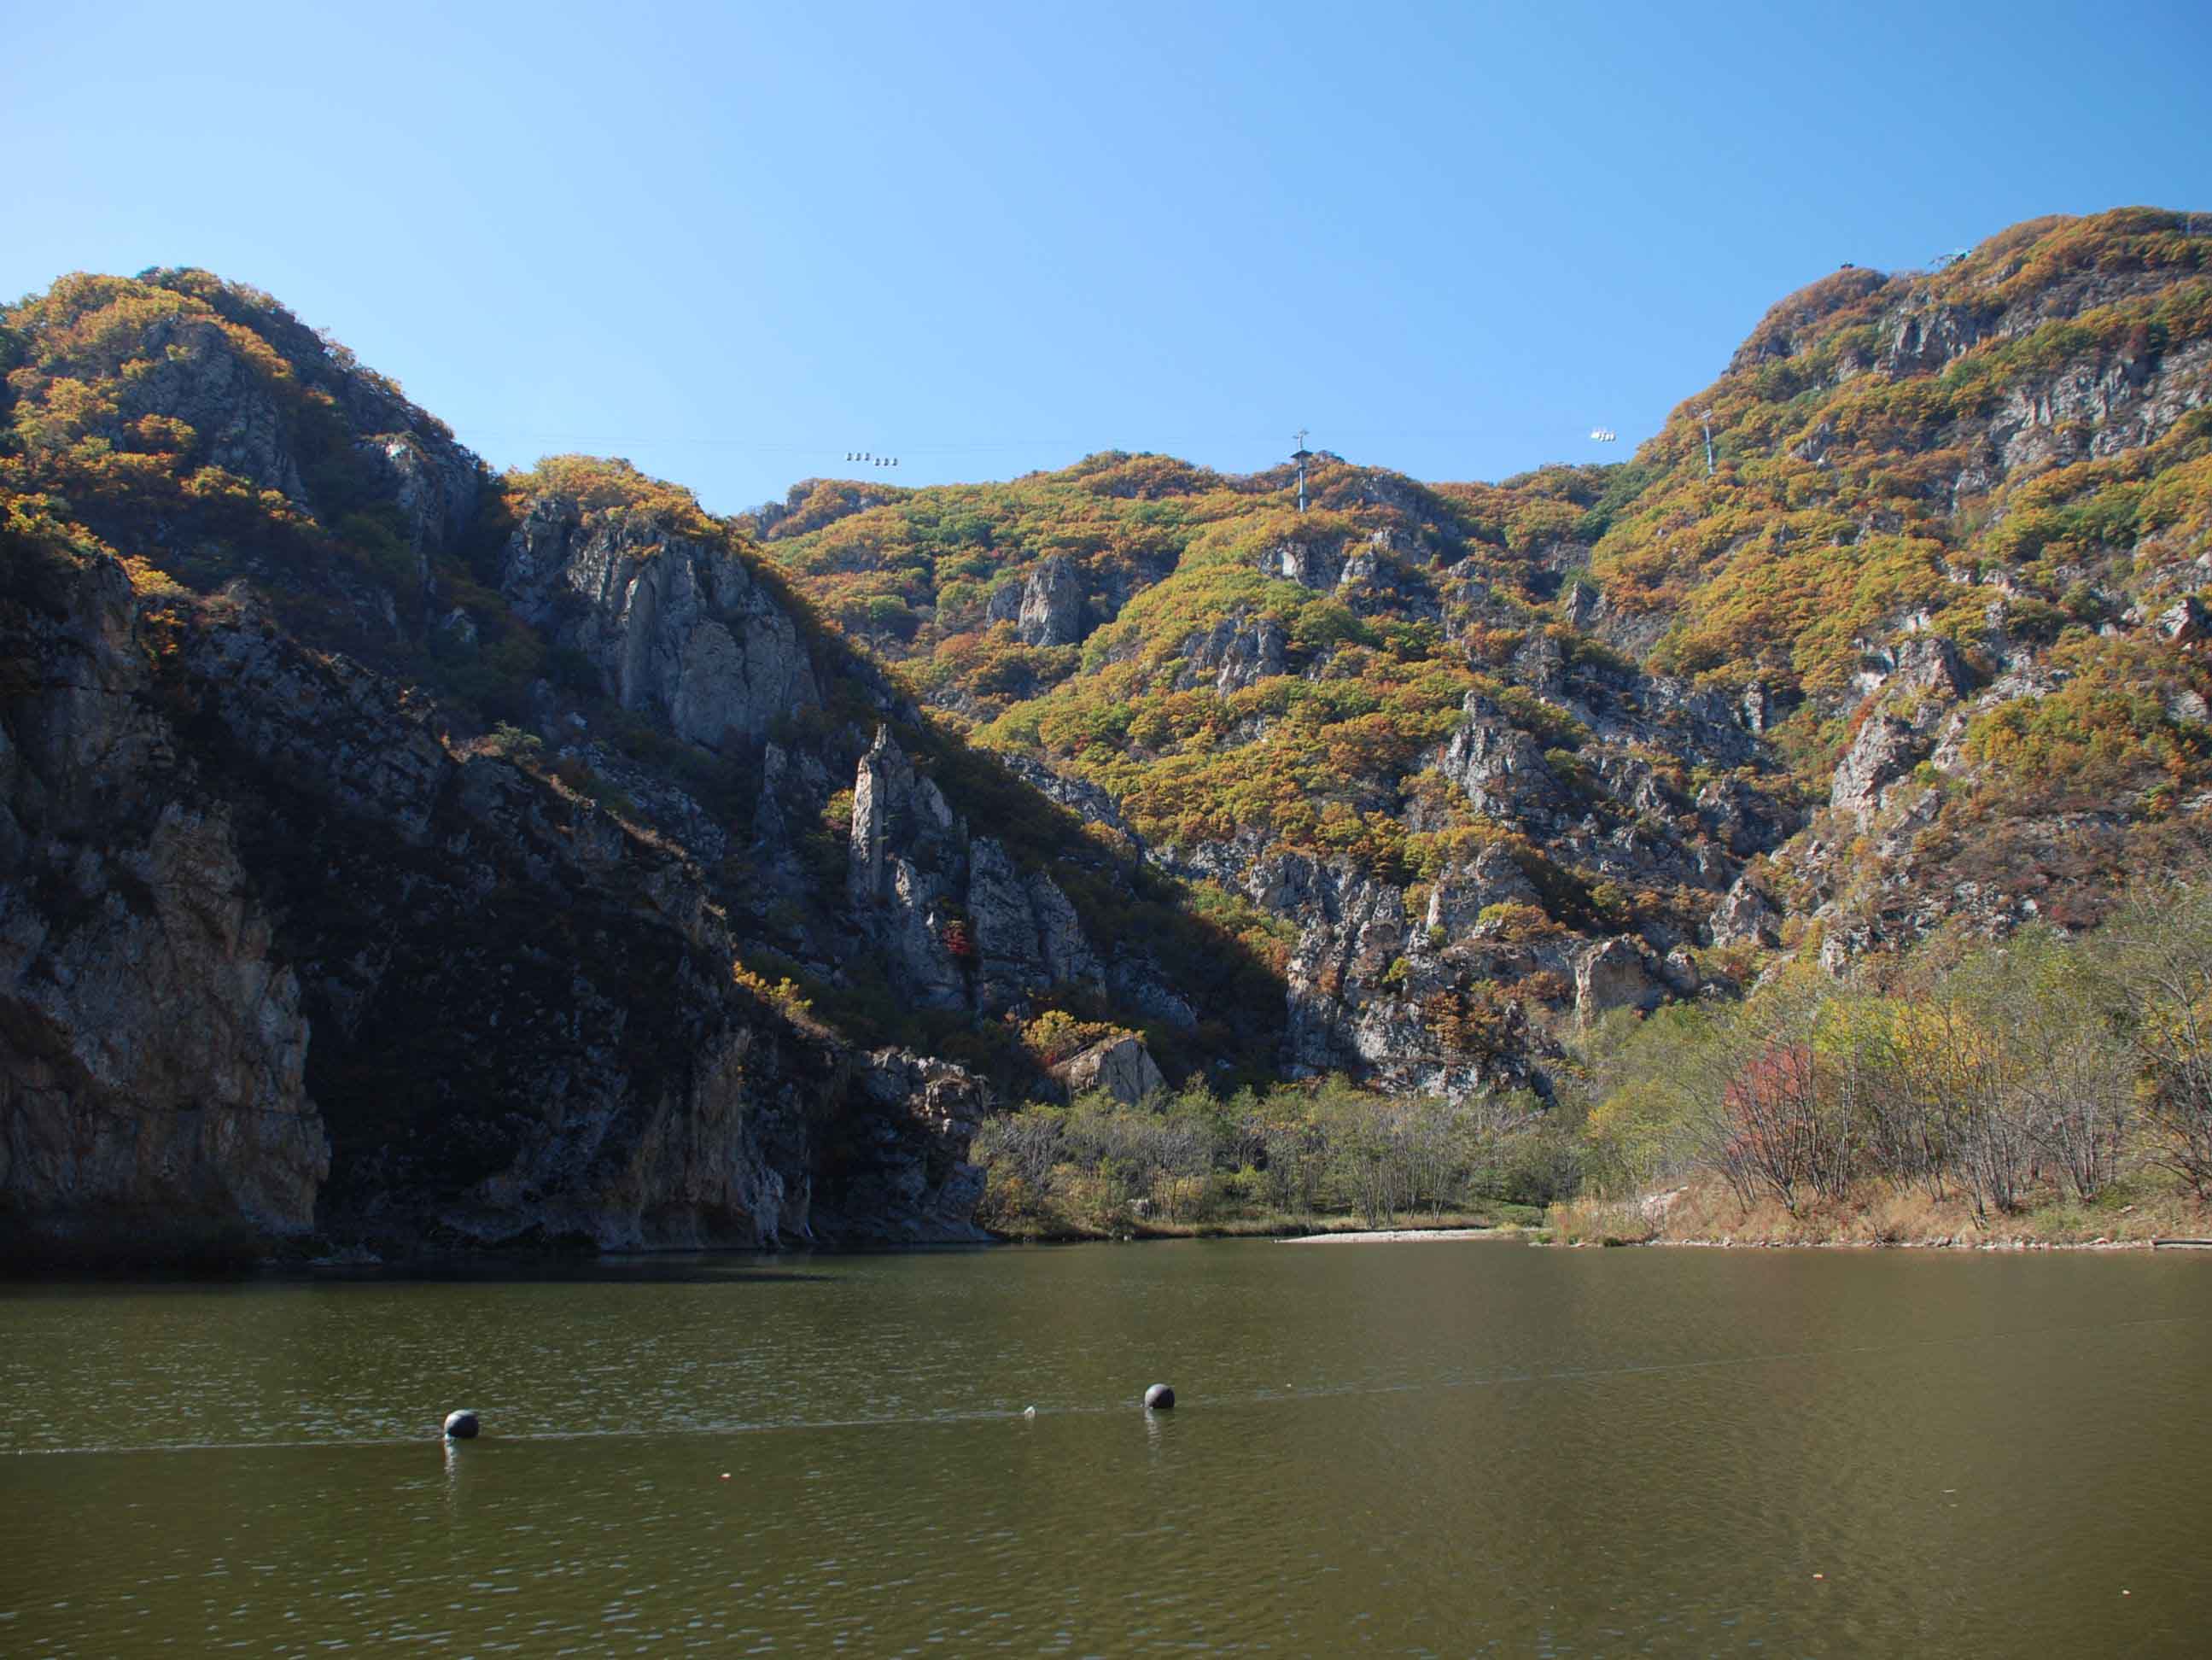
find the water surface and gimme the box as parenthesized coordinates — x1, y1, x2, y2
(4, 1241, 2209, 1655)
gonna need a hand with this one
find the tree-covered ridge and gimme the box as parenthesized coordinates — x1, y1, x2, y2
(1590, 208, 2212, 693)
(0, 265, 537, 706)
(4, 271, 432, 594)
(757, 445, 1618, 875)
(756, 211, 2209, 903)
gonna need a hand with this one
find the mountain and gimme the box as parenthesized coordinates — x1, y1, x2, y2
(754, 208, 2211, 1073)
(3, 208, 2207, 1261)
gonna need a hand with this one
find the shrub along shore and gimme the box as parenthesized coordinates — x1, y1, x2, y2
(1545, 1175, 2207, 1248)
(974, 881, 2212, 1250)
(1548, 882, 2212, 1248)
(972, 1075, 1566, 1241)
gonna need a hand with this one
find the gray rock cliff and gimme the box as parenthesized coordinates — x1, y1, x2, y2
(502, 497, 820, 751)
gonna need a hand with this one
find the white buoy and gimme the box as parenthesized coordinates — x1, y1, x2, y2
(442, 1409, 479, 1440)
(1143, 1383, 1175, 1410)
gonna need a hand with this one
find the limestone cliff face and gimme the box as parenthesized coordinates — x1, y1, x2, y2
(984, 554, 1092, 647)
(844, 727, 1106, 1017)
(1827, 635, 1975, 830)
(1747, 242, 2209, 511)
(200, 605, 978, 1254)
(1, 552, 328, 1262)
(814, 1049, 989, 1242)
(0, 549, 983, 1262)
(501, 495, 820, 750)
(1175, 611, 1287, 696)
(1015, 554, 1088, 647)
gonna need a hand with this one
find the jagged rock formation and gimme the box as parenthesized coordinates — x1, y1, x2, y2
(1176, 611, 1289, 695)
(846, 726, 969, 1008)
(845, 727, 1104, 1014)
(1573, 938, 1665, 1026)
(1015, 554, 1088, 647)
(1827, 636, 1976, 828)
(982, 553, 1091, 647)
(501, 493, 820, 750)
(2, 554, 328, 1262)
(816, 1050, 989, 1241)
(1707, 875, 1782, 949)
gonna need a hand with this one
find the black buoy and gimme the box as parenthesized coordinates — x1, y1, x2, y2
(1143, 1383, 1175, 1411)
(443, 1409, 480, 1441)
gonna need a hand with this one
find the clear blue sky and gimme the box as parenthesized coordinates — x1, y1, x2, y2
(7, 0, 2207, 512)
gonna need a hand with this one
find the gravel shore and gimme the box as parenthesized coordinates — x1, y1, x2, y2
(1276, 1227, 1504, 1244)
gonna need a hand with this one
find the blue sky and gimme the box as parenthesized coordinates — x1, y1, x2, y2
(6, 0, 2207, 512)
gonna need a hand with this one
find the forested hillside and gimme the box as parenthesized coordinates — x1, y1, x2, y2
(754, 208, 2212, 1087)
(4, 208, 2209, 1260)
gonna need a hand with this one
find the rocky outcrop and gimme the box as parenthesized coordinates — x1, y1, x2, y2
(846, 728, 1106, 1014)
(1, 552, 328, 1262)
(110, 312, 310, 502)
(1001, 755, 1140, 843)
(1574, 937, 1664, 1025)
(1177, 611, 1287, 695)
(362, 434, 481, 562)
(1425, 845, 1541, 938)
(813, 1049, 989, 1242)
(979, 555, 1094, 647)
(1052, 1035, 1164, 1106)
(2159, 595, 2208, 642)
(1830, 634, 1975, 827)
(1261, 535, 1347, 590)
(1437, 696, 1566, 822)
(847, 727, 968, 1008)
(1574, 938, 1663, 1026)
(1707, 875, 1783, 949)
(1696, 774, 1797, 859)
(1016, 554, 1088, 647)
(1282, 858, 1413, 1076)
(968, 838, 1103, 1011)
(1225, 848, 1556, 1100)
(501, 497, 819, 750)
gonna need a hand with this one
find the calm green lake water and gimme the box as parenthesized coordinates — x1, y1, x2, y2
(3, 1240, 2210, 1657)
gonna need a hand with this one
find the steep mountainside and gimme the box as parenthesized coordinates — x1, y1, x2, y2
(757, 208, 2212, 1072)
(3, 208, 2208, 1260)
(0, 272, 1268, 1261)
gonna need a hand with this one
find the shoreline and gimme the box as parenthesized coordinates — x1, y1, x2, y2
(1276, 1226, 1512, 1245)
(1547, 1235, 2170, 1252)
(1544, 1178, 2212, 1253)
(980, 1208, 1538, 1245)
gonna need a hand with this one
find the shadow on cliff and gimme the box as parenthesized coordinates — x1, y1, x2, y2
(754, 558, 1294, 1090)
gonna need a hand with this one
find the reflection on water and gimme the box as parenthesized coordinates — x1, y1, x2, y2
(3, 1242, 2210, 1654)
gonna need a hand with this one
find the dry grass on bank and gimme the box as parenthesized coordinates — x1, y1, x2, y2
(1546, 1175, 2212, 1248)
